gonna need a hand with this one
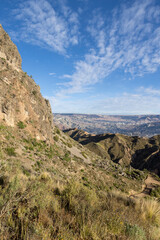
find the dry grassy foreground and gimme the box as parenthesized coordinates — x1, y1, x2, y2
(0, 125, 160, 240)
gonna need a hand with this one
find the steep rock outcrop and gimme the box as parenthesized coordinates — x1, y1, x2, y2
(0, 24, 21, 71)
(0, 25, 54, 142)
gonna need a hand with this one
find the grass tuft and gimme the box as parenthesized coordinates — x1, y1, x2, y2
(138, 198, 160, 225)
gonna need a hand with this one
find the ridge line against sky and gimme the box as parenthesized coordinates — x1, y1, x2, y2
(0, 0, 160, 114)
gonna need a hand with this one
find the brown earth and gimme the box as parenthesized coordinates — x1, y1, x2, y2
(129, 174, 160, 198)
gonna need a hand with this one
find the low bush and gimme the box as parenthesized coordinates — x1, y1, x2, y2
(150, 186, 160, 198)
(22, 169, 31, 177)
(81, 151, 87, 158)
(32, 90, 37, 95)
(125, 223, 146, 240)
(55, 128, 60, 135)
(5, 147, 16, 156)
(0, 174, 159, 239)
(63, 152, 71, 162)
(54, 135, 59, 142)
(67, 143, 72, 148)
(138, 198, 160, 225)
(17, 121, 26, 129)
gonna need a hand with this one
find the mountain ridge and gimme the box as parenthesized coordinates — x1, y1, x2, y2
(64, 128, 160, 176)
(54, 113, 160, 137)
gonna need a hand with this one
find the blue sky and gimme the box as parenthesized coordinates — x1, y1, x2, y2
(1, 0, 160, 114)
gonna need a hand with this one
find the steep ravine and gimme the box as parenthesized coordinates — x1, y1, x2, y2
(64, 128, 160, 176)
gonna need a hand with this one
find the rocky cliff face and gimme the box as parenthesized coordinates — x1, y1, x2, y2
(0, 24, 21, 71)
(0, 25, 54, 142)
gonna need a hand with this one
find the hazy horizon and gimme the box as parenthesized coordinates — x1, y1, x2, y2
(54, 113, 160, 116)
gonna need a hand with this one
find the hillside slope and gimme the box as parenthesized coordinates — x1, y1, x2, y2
(64, 128, 160, 176)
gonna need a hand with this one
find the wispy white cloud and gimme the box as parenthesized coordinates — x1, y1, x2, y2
(87, 10, 106, 55)
(48, 92, 160, 114)
(61, 74, 72, 79)
(138, 87, 160, 96)
(59, 0, 160, 94)
(13, 0, 79, 54)
(49, 72, 56, 76)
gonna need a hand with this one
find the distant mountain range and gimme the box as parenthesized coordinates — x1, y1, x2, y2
(54, 113, 160, 137)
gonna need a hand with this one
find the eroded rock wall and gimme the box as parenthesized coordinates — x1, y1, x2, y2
(0, 25, 54, 142)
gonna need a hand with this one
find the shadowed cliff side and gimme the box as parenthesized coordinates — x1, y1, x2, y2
(64, 128, 160, 176)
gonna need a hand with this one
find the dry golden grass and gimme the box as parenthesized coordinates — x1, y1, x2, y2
(0, 125, 160, 240)
(39, 171, 51, 181)
(149, 226, 160, 240)
(109, 189, 128, 201)
(0, 174, 154, 240)
(137, 198, 160, 225)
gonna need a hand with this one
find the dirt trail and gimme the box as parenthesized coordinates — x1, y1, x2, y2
(145, 149, 159, 162)
(129, 175, 160, 198)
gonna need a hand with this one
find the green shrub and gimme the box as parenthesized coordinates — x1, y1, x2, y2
(28, 146, 34, 151)
(61, 180, 98, 214)
(47, 146, 55, 159)
(82, 176, 90, 187)
(0, 148, 3, 158)
(0, 125, 6, 130)
(81, 151, 87, 159)
(36, 161, 41, 168)
(17, 121, 26, 129)
(32, 90, 37, 95)
(5, 147, 16, 156)
(63, 152, 71, 162)
(67, 143, 72, 148)
(125, 223, 146, 240)
(56, 128, 61, 135)
(23, 169, 31, 177)
(150, 186, 160, 198)
(54, 135, 59, 142)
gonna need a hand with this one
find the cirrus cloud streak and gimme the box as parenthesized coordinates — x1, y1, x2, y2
(13, 0, 79, 54)
(60, 0, 160, 94)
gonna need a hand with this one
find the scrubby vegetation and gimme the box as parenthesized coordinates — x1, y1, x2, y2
(0, 173, 160, 239)
(5, 147, 16, 156)
(150, 186, 160, 198)
(0, 125, 160, 239)
(17, 121, 26, 129)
